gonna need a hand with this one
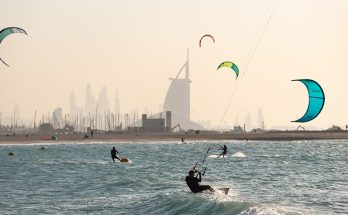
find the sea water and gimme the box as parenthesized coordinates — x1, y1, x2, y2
(0, 140, 347, 215)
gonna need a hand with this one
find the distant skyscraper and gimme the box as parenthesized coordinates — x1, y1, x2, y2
(84, 83, 96, 116)
(163, 49, 203, 130)
(69, 90, 77, 116)
(257, 108, 264, 129)
(52, 107, 63, 128)
(97, 86, 110, 115)
(245, 113, 252, 131)
(114, 89, 120, 114)
(14, 102, 20, 123)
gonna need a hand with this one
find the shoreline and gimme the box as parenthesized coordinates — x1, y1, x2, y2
(1, 130, 348, 144)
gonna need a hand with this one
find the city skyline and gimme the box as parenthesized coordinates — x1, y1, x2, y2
(1, 0, 348, 129)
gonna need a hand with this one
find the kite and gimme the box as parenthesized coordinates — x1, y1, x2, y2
(217, 61, 239, 79)
(292, 79, 325, 123)
(199, 34, 215, 47)
(0, 27, 27, 67)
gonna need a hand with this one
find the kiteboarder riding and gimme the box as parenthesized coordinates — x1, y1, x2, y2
(217, 144, 227, 158)
(111, 147, 121, 162)
(185, 167, 214, 193)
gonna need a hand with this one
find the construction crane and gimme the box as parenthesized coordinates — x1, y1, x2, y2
(171, 123, 182, 133)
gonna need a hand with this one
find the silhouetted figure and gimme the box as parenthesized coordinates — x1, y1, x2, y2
(346, 125, 348, 130)
(91, 130, 94, 138)
(111, 147, 121, 162)
(185, 169, 213, 193)
(217, 144, 227, 158)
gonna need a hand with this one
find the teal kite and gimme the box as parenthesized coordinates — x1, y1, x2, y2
(0, 27, 27, 44)
(292, 79, 325, 123)
(217, 61, 239, 79)
(0, 27, 27, 67)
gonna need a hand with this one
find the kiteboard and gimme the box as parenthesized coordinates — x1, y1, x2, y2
(119, 157, 129, 163)
(208, 154, 227, 158)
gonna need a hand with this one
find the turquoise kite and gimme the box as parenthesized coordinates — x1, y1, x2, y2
(0, 27, 27, 67)
(217, 61, 239, 79)
(292, 79, 325, 123)
(0, 27, 27, 44)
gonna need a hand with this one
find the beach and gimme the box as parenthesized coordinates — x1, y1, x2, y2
(1, 130, 348, 144)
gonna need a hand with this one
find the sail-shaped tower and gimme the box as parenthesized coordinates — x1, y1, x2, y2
(163, 49, 203, 130)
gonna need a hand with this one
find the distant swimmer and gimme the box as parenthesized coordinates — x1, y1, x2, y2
(217, 144, 227, 158)
(185, 168, 214, 193)
(111, 147, 121, 162)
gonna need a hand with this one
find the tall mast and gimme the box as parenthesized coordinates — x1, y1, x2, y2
(186, 48, 189, 80)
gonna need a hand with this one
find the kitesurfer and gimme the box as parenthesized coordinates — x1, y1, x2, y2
(111, 147, 121, 162)
(185, 168, 214, 193)
(217, 144, 227, 158)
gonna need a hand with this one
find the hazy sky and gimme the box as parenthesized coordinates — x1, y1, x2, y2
(1, 0, 347, 129)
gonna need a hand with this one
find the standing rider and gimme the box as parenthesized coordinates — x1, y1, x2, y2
(217, 144, 227, 158)
(111, 147, 121, 162)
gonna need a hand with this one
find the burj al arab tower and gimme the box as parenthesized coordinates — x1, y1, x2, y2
(163, 50, 203, 130)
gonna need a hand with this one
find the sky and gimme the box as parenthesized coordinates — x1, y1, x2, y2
(0, 0, 348, 129)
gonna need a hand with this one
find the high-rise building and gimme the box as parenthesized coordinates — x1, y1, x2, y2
(84, 83, 96, 116)
(257, 108, 264, 129)
(163, 49, 203, 130)
(69, 90, 77, 116)
(97, 86, 110, 115)
(52, 107, 63, 129)
(245, 112, 252, 131)
(13, 102, 20, 124)
(114, 89, 120, 114)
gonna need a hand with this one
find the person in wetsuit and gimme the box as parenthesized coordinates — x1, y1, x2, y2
(185, 169, 214, 193)
(111, 147, 121, 162)
(217, 144, 227, 158)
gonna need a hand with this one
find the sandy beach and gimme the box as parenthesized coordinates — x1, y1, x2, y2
(1, 130, 348, 144)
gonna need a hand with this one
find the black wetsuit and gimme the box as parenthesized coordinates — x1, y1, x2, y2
(218, 145, 227, 157)
(185, 172, 212, 193)
(111, 148, 120, 162)
(222, 145, 227, 154)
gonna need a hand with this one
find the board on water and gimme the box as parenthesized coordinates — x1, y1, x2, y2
(217, 188, 229, 195)
(120, 157, 129, 162)
(208, 154, 227, 158)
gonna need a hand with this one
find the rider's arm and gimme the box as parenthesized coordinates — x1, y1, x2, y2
(196, 171, 202, 182)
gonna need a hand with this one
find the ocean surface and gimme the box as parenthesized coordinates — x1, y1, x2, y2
(0, 140, 347, 215)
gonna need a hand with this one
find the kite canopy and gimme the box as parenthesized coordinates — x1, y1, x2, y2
(0, 27, 27, 44)
(199, 34, 215, 47)
(217, 61, 239, 79)
(292, 79, 325, 123)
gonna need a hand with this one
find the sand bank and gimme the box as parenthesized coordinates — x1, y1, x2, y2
(1, 130, 348, 144)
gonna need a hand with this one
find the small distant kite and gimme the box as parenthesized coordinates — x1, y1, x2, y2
(199, 34, 215, 47)
(217, 61, 239, 79)
(292, 79, 325, 123)
(0, 27, 27, 67)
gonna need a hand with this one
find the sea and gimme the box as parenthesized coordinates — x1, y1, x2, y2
(0, 140, 347, 215)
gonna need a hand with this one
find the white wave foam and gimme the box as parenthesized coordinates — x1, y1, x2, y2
(239, 205, 298, 215)
(232, 151, 246, 158)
